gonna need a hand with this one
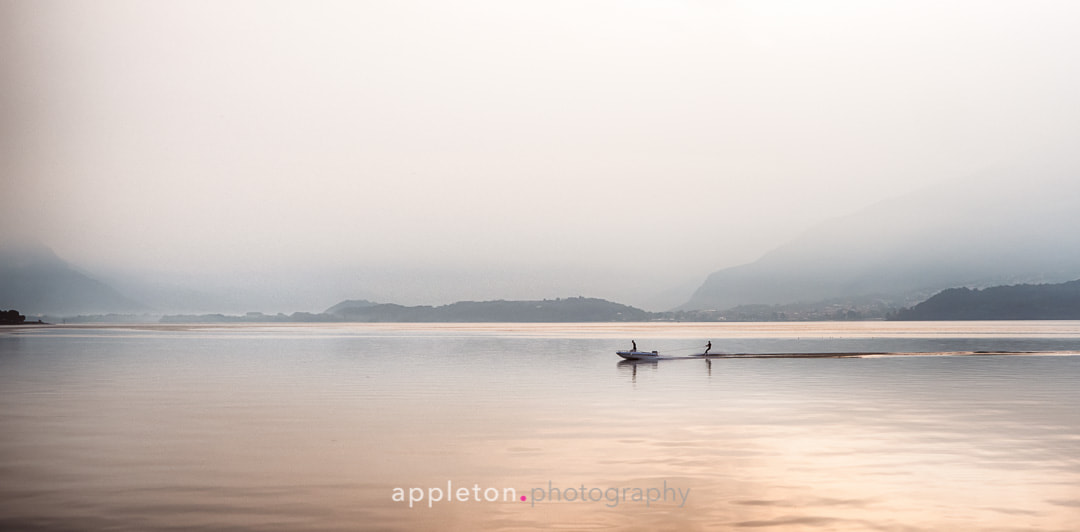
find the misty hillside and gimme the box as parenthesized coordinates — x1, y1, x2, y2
(324, 299, 378, 317)
(682, 165, 1080, 310)
(0, 240, 145, 315)
(890, 279, 1080, 320)
(321, 297, 652, 322)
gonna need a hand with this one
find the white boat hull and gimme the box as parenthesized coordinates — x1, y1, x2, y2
(616, 350, 660, 360)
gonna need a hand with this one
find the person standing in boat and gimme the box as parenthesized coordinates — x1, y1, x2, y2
(704, 341, 712, 355)
(631, 340, 637, 352)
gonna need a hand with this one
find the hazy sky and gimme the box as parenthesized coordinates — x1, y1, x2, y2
(3, 1, 1079, 310)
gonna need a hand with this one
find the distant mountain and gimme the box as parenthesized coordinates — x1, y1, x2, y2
(889, 279, 1080, 320)
(327, 297, 653, 322)
(177, 296, 656, 323)
(0, 240, 145, 315)
(324, 299, 379, 317)
(682, 164, 1080, 310)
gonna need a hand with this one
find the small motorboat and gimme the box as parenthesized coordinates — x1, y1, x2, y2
(616, 350, 661, 361)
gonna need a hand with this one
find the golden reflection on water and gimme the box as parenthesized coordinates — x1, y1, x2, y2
(1, 323, 1079, 531)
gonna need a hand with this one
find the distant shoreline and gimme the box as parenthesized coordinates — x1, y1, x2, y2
(7, 320, 1080, 339)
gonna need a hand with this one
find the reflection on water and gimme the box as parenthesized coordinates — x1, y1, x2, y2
(1, 323, 1080, 531)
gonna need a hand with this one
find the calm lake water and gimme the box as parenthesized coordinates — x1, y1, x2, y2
(2, 322, 1079, 531)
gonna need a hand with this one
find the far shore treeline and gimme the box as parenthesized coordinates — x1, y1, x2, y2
(15, 278, 1079, 324)
(0, 309, 27, 325)
(888, 279, 1080, 320)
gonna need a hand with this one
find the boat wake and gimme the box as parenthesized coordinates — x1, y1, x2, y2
(616, 350, 1080, 361)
